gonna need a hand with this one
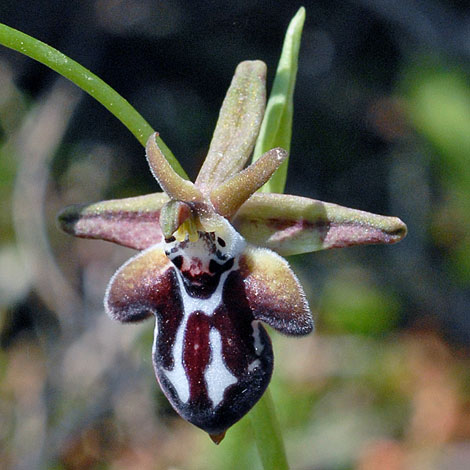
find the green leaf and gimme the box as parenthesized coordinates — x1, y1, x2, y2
(252, 7, 305, 194)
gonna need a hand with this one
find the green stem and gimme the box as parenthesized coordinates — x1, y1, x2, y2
(247, 8, 306, 469)
(0, 22, 188, 179)
(248, 388, 289, 470)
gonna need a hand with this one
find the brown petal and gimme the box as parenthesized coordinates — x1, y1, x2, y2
(105, 244, 179, 323)
(195, 61, 267, 192)
(57, 193, 169, 250)
(234, 193, 407, 256)
(146, 133, 203, 202)
(210, 147, 287, 219)
(240, 245, 313, 335)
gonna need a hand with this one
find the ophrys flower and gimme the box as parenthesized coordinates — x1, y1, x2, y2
(58, 61, 406, 443)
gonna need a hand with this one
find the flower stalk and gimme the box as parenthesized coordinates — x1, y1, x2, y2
(0, 23, 187, 178)
(248, 388, 289, 470)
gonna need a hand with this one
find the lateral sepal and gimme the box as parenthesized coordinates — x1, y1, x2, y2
(57, 193, 168, 250)
(234, 193, 407, 256)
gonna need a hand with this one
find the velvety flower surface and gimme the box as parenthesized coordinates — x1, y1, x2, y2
(58, 61, 406, 443)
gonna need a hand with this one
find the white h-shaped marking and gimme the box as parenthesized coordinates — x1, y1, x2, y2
(161, 264, 239, 406)
(205, 328, 237, 407)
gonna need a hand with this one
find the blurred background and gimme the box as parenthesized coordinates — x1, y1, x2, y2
(0, 1, 469, 469)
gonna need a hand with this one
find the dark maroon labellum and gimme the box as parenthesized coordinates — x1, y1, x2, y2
(153, 266, 273, 435)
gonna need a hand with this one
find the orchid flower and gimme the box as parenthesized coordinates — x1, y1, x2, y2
(58, 60, 406, 443)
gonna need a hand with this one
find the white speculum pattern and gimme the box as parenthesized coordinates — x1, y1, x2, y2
(205, 328, 237, 407)
(162, 220, 247, 407)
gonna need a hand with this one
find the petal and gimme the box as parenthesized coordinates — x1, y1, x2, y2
(195, 61, 267, 192)
(210, 147, 287, 219)
(146, 133, 203, 203)
(57, 193, 169, 250)
(234, 193, 408, 256)
(239, 245, 313, 335)
(105, 243, 179, 323)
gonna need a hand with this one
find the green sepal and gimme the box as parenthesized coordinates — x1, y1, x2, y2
(57, 193, 169, 250)
(195, 61, 267, 192)
(234, 193, 407, 256)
